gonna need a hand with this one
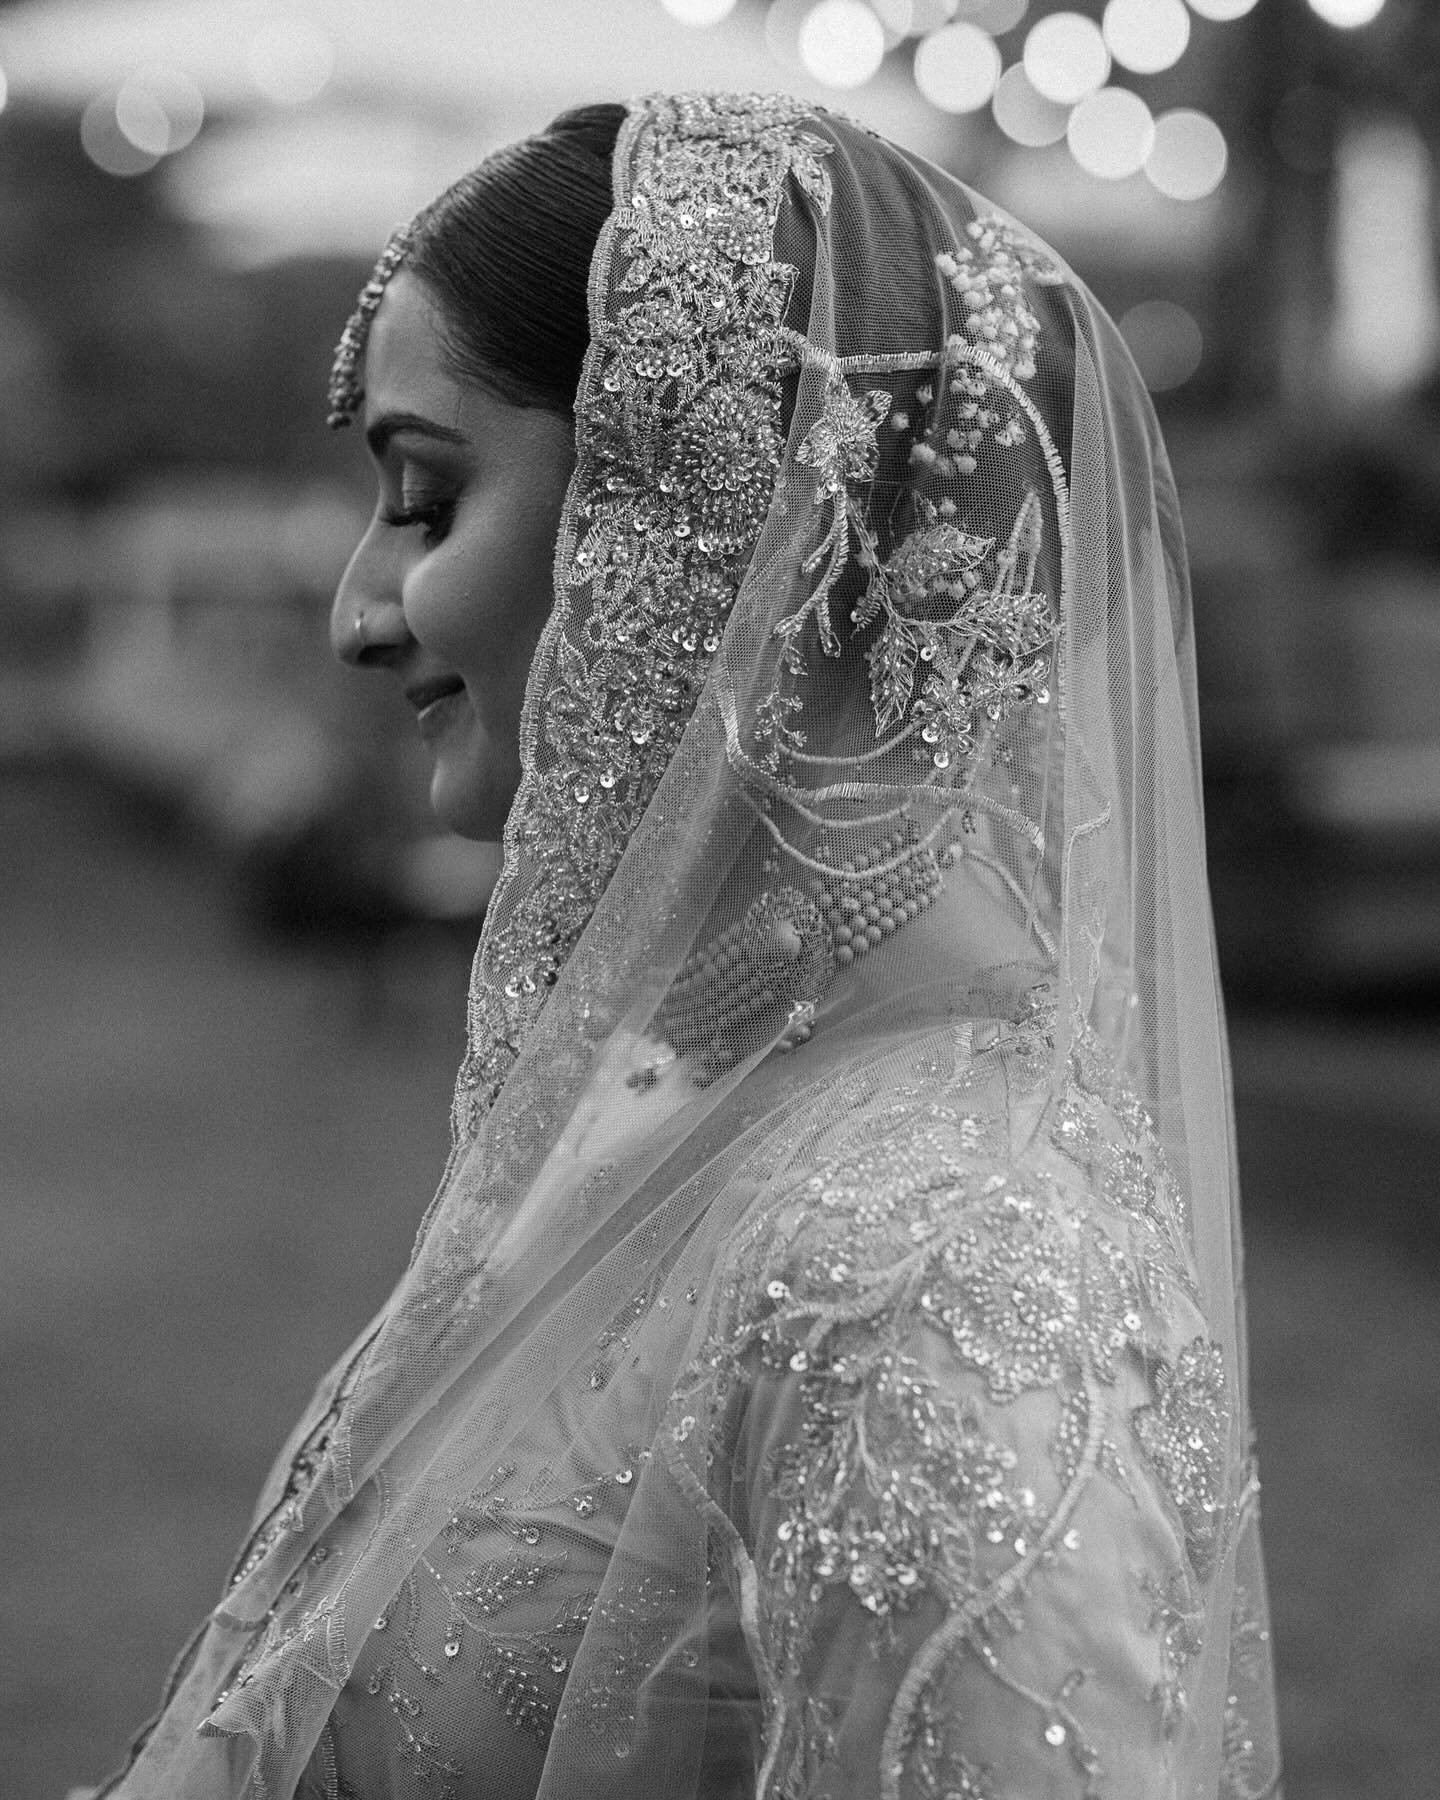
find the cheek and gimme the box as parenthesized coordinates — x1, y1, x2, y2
(401, 541, 494, 671)
(406, 515, 560, 683)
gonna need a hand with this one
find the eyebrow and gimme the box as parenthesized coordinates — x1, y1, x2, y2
(364, 411, 469, 459)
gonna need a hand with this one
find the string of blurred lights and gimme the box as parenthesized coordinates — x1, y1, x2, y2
(659, 0, 1391, 209)
(0, 0, 1403, 399)
(0, 2, 1394, 181)
(0, 13, 341, 173)
(650, 0, 1403, 393)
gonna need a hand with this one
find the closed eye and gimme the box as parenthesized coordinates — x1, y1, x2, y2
(381, 499, 455, 547)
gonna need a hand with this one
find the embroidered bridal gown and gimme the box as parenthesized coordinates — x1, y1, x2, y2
(99, 93, 1281, 1800)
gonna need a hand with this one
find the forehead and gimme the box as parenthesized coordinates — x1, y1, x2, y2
(361, 270, 464, 428)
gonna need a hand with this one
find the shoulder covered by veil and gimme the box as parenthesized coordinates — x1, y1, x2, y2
(101, 92, 1280, 1800)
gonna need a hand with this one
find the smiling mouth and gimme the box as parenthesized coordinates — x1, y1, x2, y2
(406, 676, 466, 719)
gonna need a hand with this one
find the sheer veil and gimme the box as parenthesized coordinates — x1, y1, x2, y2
(100, 93, 1280, 1800)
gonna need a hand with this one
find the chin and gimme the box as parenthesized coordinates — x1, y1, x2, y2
(428, 752, 517, 843)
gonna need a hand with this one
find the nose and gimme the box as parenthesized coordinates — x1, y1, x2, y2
(331, 523, 414, 668)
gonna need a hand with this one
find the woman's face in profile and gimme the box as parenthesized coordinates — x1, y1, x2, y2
(332, 270, 576, 839)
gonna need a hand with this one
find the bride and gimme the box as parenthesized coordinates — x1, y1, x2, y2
(94, 93, 1281, 1799)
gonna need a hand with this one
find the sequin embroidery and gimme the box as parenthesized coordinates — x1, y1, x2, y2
(671, 1021, 1236, 1799)
(452, 93, 835, 1141)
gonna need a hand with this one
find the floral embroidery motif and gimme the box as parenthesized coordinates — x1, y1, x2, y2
(1131, 1337, 1228, 1579)
(907, 1682, 1000, 1798)
(555, 1575, 685, 1759)
(937, 215, 1064, 384)
(452, 93, 835, 1141)
(758, 412, 1056, 777)
(923, 1186, 1145, 1402)
(1141, 1564, 1205, 1737)
(755, 236, 1063, 778)
(320, 1460, 644, 1792)
(219, 1465, 597, 1797)
(783, 381, 893, 657)
(672, 1021, 1233, 1798)
(1061, 1022, 1194, 1248)
(765, 1351, 1042, 1627)
(861, 493, 1053, 771)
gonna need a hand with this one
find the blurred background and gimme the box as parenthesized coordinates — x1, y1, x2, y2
(1, 0, 1437, 1794)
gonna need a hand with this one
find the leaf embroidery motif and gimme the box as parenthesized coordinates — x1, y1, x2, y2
(868, 616, 919, 735)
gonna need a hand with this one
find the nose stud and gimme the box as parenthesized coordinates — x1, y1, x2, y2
(352, 611, 371, 653)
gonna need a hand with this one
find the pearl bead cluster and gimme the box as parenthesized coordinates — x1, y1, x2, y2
(802, 825, 945, 976)
(636, 824, 945, 1088)
(648, 885, 835, 1087)
(901, 377, 985, 484)
(936, 216, 1044, 383)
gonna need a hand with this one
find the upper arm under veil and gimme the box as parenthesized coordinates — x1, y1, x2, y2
(98, 92, 1280, 1800)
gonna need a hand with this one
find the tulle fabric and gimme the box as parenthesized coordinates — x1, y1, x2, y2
(98, 93, 1280, 1800)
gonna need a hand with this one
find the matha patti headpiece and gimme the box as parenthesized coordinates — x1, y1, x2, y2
(326, 223, 416, 429)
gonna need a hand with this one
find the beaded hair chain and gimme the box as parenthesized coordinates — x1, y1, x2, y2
(326, 224, 415, 430)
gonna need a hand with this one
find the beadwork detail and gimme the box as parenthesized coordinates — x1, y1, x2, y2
(639, 822, 946, 1083)
(668, 1012, 1235, 1798)
(647, 884, 834, 1086)
(1221, 1558, 1281, 1800)
(327, 224, 415, 429)
(451, 93, 834, 1141)
(937, 215, 1064, 385)
(1132, 1336, 1228, 1579)
(227, 1329, 377, 1591)
(860, 493, 1054, 769)
(554, 1575, 684, 1759)
(100, 87, 1277, 1800)
(757, 376, 1058, 775)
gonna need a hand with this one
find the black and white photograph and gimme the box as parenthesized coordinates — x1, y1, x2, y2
(2, 2, 1436, 1796)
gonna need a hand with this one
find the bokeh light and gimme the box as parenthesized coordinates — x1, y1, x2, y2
(1306, 0, 1386, 25)
(953, 0, 1029, 31)
(244, 18, 335, 106)
(1331, 118, 1439, 391)
(1146, 107, 1228, 199)
(114, 81, 170, 156)
(81, 91, 162, 177)
(798, 0, 887, 86)
(869, 0, 917, 45)
(1068, 86, 1155, 180)
(660, 0, 739, 24)
(1184, 0, 1258, 20)
(1118, 299, 1204, 390)
(1103, 0, 1190, 74)
(764, 0, 813, 66)
(1023, 12, 1110, 106)
(992, 62, 1069, 146)
(914, 22, 1002, 112)
(904, 0, 963, 32)
(115, 67, 206, 157)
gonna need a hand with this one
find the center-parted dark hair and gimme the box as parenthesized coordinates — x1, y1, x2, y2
(407, 103, 627, 414)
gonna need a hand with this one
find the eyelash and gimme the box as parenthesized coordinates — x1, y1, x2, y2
(382, 499, 455, 547)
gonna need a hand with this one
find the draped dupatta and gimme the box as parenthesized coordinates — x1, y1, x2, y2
(101, 93, 1280, 1800)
